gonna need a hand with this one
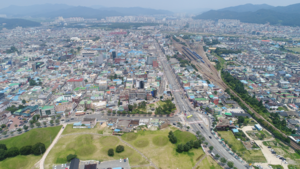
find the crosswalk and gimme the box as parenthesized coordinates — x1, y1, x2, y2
(188, 121, 203, 124)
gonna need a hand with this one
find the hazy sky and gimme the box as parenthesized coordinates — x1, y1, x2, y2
(1, 0, 300, 10)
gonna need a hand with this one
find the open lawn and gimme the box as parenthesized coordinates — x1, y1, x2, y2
(0, 155, 41, 169)
(263, 139, 300, 165)
(287, 47, 300, 53)
(270, 165, 283, 169)
(121, 128, 204, 169)
(218, 131, 266, 163)
(62, 123, 107, 135)
(289, 165, 300, 169)
(0, 126, 61, 149)
(45, 134, 146, 169)
(195, 156, 222, 169)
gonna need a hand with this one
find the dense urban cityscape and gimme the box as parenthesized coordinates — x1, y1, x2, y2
(0, 2, 300, 169)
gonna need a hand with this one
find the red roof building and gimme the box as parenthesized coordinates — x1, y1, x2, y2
(153, 61, 158, 68)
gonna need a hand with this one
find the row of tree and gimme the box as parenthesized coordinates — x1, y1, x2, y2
(0, 143, 45, 161)
(177, 139, 202, 153)
(222, 70, 291, 143)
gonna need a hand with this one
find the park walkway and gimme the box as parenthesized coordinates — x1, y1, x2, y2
(192, 154, 207, 169)
(38, 124, 67, 169)
(117, 136, 159, 169)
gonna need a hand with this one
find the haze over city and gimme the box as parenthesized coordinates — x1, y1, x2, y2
(1, 0, 300, 10)
(0, 0, 300, 169)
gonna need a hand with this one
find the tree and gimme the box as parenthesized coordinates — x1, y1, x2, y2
(14, 124, 17, 128)
(31, 142, 46, 155)
(1, 124, 6, 128)
(183, 144, 190, 152)
(0, 149, 6, 161)
(6, 147, 19, 157)
(10, 131, 14, 135)
(0, 144, 7, 150)
(215, 154, 220, 159)
(227, 161, 234, 168)
(187, 126, 190, 131)
(237, 116, 245, 124)
(43, 121, 47, 126)
(67, 154, 77, 162)
(22, 100, 26, 104)
(168, 131, 177, 144)
(55, 119, 60, 124)
(177, 144, 184, 153)
(2, 131, 7, 136)
(108, 148, 114, 156)
(20, 145, 32, 155)
(209, 146, 214, 152)
(50, 120, 54, 125)
(56, 114, 61, 119)
(17, 128, 22, 132)
(35, 122, 41, 128)
(220, 157, 227, 164)
(116, 145, 124, 153)
(30, 124, 34, 128)
(193, 140, 200, 149)
(23, 125, 28, 131)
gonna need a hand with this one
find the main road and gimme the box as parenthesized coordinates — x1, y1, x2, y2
(155, 40, 247, 169)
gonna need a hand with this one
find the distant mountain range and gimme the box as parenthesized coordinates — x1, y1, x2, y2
(0, 18, 41, 29)
(0, 4, 173, 19)
(194, 3, 300, 27)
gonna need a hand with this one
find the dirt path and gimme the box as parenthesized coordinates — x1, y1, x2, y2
(38, 124, 66, 169)
(192, 154, 207, 169)
(117, 136, 158, 169)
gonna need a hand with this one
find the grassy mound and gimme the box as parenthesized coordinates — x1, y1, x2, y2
(122, 133, 138, 141)
(152, 135, 168, 146)
(134, 138, 150, 148)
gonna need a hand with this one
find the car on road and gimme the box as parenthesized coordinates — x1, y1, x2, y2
(198, 123, 201, 126)
(71, 118, 74, 120)
(124, 158, 126, 162)
(173, 123, 176, 125)
(209, 136, 212, 139)
(61, 119, 64, 121)
(120, 159, 122, 162)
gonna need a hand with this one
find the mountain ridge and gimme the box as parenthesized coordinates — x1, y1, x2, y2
(194, 3, 300, 27)
(0, 4, 173, 18)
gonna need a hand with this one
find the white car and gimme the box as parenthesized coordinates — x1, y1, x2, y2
(120, 159, 122, 162)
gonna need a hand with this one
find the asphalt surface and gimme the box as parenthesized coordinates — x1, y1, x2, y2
(155, 40, 247, 169)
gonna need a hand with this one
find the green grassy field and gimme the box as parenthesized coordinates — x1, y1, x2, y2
(288, 165, 300, 169)
(218, 131, 266, 163)
(196, 156, 222, 169)
(45, 134, 147, 169)
(0, 155, 41, 169)
(0, 126, 61, 169)
(270, 165, 283, 169)
(287, 47, 300, 53)
(0, 126, 61, 149)
(121, 128, 204, 169)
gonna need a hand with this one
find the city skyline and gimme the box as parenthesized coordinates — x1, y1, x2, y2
(0, 0, 300, 11)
